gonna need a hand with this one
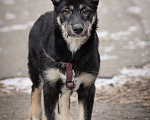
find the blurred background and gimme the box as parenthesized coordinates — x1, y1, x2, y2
(0, 0, 150, 79)
(0, 0, 150, 119)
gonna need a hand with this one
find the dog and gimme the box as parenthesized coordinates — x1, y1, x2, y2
(28, 0, 100, 120)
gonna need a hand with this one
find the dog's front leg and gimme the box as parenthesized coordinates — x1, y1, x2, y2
(29, 86, 42, 120)
(43, 81, 59, 120)
(59, 91, 72, 120)
(78, 84, 95, 120)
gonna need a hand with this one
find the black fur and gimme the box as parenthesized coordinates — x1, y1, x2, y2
(28, 0, 100, 120)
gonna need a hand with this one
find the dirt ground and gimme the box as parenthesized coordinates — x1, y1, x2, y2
(95, 77, 150, 108)
(0, 76, 150, 120)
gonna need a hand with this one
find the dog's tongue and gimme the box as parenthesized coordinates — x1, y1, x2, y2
(66, 63, 74, 89)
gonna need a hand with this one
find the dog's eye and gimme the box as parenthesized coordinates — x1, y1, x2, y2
(82, 8, 89, 15)
(63, 9, 71, 15)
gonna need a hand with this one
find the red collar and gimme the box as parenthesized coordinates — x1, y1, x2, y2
(66, 63, 74, 89)
(43, 48, 74, 89)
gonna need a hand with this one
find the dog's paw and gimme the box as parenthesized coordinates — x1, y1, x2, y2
(29, 115, 42, 120)
(29, 107, 42, 120)
(30, 118, 41, 120)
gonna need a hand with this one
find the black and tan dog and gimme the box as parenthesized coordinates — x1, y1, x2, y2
(28, 0, 100, 120)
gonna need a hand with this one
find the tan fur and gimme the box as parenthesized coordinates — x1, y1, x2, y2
(29, 87, 42, 120)
(77, 72, 94, 87)
(57, 16, 62, 26)
(55, 102, 59, 120)
(79, 103, 84, 120)
(69, 5, 74, 10)
(59, 91, 72, 120)
(79, 4, 84, 10)
(45, 116, 47, 120)
(45, 68, 60, 84)
(92, 16, 96, 24)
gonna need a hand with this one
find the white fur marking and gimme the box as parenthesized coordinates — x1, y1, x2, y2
(69, 5, 74, 10)
(92, 16, 96, 24)
(66, 36, 87, 53)
(61, 72, 94, 93)
(79, 4, 84, 10)
(57, 16, 62, 26)
(45, 68, 60, 84)
(60, 21, 92, 53)
(77, 73, 94, 87)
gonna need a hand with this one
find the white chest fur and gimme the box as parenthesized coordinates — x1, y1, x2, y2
(45, 68, 94, 93)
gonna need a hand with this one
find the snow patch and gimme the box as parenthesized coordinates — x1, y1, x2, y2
(0, 77, 32, 94)
(127, 6, 141, 14)
(123, 38, 150, 49)
(110, 26, 139, 40)
(123, 45, 135, 50)
(97, 26, 139, 40)
(101, 54, 118, 60)
(5, 11, 16, 20)
(0, 0, 16, 5)
(97, 31, 109, 38)
(1, 65, 150, 94)
(0, 21, 34, 32)
(103, 46, 115, 53)
(95, 65, 150, 90)
(136, 40, 150, 48)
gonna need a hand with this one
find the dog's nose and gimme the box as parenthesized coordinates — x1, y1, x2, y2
(73, 24, 83, 34)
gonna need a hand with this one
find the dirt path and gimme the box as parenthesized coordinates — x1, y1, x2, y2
(0, 94, 149, 120)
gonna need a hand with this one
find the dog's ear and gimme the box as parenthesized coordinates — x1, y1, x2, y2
(51, 0, 61, 5)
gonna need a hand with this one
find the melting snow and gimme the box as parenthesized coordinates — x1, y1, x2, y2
(97, 31, 109, 38)
(101, 54, 118, 60)
(0, 65, 150, 94)
(0, 0, 16, 5)
(96, 65, 150, 90)
(103, 46, 115, 53)
(110, 26, 139, 40)
(5, 11, 16, 20)
(98, 26, 139, 40)
(0, 77, 32, 94)
(123, 45, 135, 50)
(0, 21, 34, 32)
(127, 6, 141, 14)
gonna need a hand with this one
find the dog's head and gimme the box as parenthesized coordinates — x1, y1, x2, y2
(51, 0, 99, 52)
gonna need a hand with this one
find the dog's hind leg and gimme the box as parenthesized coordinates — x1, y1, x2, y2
(78, 84, 95, 120)
(28, 61, 42, 120)
(59, 91, 72, 120)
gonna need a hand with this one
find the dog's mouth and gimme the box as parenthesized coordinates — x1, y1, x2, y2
(67, 34, 87, 38)
(67, 25, 92, 38)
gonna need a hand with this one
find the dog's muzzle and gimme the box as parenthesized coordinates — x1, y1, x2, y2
(72, 24, 83, 34)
